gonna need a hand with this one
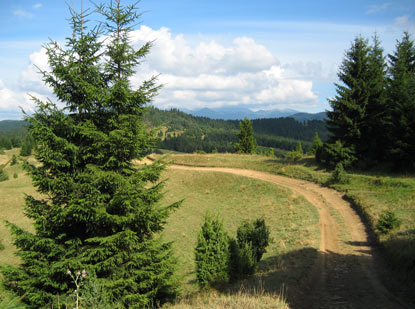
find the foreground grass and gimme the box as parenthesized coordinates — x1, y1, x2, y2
(0, 150, 320, 307)
(154, 153, 415, 282)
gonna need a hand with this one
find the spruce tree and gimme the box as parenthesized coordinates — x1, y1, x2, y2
(386, 32, 415, 168)
(236, 117, 257, 154)
(1, 1, 179, 307)
(361, 34, 387, 163)
(326, 36, 372, 166)
(19, 135, 33, 157)
(310, 132, 323, 155)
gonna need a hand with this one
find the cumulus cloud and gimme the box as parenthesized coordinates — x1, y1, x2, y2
(20, 48, 52, 94)
(129, 26, 319, 111)
(5, 26, 320, 116)
(33, 3, 42, 9)
(0, 80, 42, 117)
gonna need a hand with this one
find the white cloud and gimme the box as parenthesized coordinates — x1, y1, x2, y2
(33, 3, 42, 9)
(366, 3, 392, 14)
(130, 26, 276, 76)
(395, 15, 415, 32)
(4, 26, 320, 117)
(0, 80, 42, 116)
(19, 48, 52, 95)
(13, 9, 33, 18)
(129, 26, 319, 111)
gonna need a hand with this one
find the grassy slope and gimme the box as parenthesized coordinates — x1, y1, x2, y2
(155, 153, 415, 281)
(0, 150, 321, 307)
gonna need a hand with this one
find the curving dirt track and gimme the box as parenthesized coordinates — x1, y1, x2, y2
(167, 164, 408, 308)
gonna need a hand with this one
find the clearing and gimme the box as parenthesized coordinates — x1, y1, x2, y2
(163, 162, 409, 308)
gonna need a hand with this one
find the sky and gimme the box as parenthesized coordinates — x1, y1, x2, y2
(0, 0, 414, 120)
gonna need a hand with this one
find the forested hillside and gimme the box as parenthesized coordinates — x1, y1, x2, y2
(0, 120, 28, 150)
(0, 109, 329, 154)
(145, 107, 329, 153)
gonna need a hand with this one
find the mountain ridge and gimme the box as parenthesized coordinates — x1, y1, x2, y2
(180, 107, 326, 121)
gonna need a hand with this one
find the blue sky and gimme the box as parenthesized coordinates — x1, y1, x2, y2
(0, 0, 414, 119)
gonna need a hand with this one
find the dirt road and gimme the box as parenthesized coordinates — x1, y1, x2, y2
(168, 164, 407, 308)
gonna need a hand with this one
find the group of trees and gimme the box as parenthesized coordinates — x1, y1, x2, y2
(320, 33, 415, 170)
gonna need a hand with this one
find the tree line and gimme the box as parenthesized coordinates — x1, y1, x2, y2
(147, 107, 324, 154)
(319, 32, 415, 170)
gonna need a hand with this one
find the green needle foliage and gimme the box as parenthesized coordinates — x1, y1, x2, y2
(236, 117, 257, 154)
(386, 32, 415, 169)
(195, 214, 230, 288)
(1, 1, 180, 307)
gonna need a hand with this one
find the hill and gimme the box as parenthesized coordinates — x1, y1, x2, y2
(290, 112, 327, 122)
(0, 110, 330, 154)
(181, 106, 327, 120)
(145, 107, 329, 154)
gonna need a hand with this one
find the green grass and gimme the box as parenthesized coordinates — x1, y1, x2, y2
(154, 153, 415, 281)
(160, 169, 319, 296)
(0, 150, 321, 307)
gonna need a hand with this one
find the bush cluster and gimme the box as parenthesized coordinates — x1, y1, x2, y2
(195, 216, 270, 288)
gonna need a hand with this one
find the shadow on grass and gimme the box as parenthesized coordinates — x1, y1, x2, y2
(381, 230, 415, 284)
(218, 247, 414, 309)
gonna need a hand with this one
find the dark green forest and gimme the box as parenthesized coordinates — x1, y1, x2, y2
(1, 109, 329, 155)
(145, 107, 328, 154)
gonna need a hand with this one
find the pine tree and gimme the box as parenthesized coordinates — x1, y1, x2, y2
(310, 132, 323, 155)
(19, 135, 33, 156)
(386, 32, 415, 168)
(326, 36, 373, 166)
(236, 117, 257, 154)
(361, 34, 387, 163)
(1, 1, 179, 307)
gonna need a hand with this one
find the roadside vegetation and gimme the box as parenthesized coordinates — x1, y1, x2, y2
(155, 152, 415, 285)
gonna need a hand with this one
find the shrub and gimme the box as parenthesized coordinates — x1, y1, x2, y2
(377, 210, 402, 234)
(317, 140, 356, 169)
(229, 239, 257, 279)
(285, 151, 303, 161)
(10, 155, 17, 166)
(13, 173, 18, 179)
(328, 163, 350, 184)
(195, 215, 230, 288)
(0, 240, 5, 251)
(0, 167, 8, 182)
(230, 218, 270, 280)
(236, 218, 270, 262)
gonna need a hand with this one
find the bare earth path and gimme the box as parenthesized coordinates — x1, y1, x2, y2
(166, 164, 407, 308)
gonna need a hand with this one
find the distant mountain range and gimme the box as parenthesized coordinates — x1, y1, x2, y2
(180, 107, 327, 122)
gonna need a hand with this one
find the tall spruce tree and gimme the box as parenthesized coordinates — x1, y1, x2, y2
(326, 36, 381, 166)
(361, 34, 387, 163)
(386, 32, 415, 168)
(1, 1, 180, 307)
(236, 117, 257, 154)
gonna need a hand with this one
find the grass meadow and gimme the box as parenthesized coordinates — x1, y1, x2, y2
(154, 153, 415, 283)
(0, 149, 321, 307)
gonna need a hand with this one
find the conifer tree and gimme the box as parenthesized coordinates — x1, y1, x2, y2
(361, 34, 387, 163)
(310, 132, 323, 155)
(236, 117, 257, 154)
(326, 37, 371, 157)
(386, 32, 415, 168)
(1, 1, 179, 307)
